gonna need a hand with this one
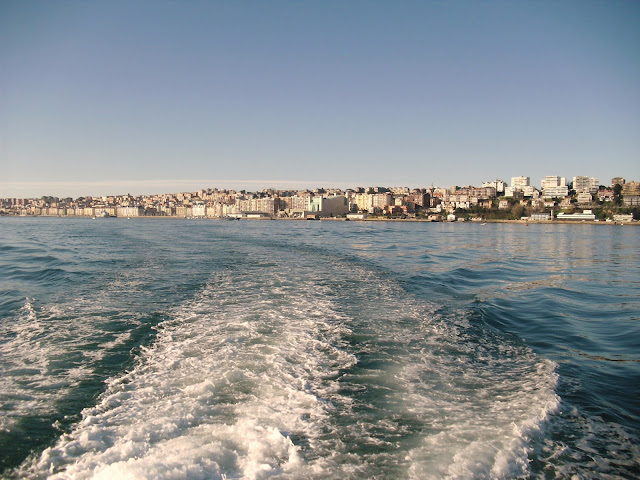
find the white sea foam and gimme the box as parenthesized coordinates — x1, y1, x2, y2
(328, 278, 561, 480)
(20, 261, 360, 479)
(16, 250, 562, 479)
(0, 295, 138, 436)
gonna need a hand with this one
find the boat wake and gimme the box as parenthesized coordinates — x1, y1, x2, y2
(13, 246, 561, 479)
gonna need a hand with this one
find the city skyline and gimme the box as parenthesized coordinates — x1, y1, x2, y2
(0, 173, 634, 201)
(2, 1, 639, 198)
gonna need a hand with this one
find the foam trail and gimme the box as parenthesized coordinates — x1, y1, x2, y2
(15, 249, 561, 479)
(20, 265, 358, 479)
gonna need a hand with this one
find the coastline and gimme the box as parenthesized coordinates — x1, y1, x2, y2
(2, 214, 637, 226)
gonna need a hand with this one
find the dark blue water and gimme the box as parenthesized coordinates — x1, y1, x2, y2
(1, 218, 638, 479)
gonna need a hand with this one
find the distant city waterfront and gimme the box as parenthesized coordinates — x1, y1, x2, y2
(2, 175, 639, 223)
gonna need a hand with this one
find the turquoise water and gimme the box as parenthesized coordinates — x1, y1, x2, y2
(0, 218, 638, 479)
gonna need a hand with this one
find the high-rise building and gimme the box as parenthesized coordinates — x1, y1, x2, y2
(541, 175, 566, 189)
(541, 176, 568, 198)
(510, 176, 530, 190)
(573, 176, 599, 194)
(573, 176, 589, 194)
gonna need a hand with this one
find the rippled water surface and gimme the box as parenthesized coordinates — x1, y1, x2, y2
(1, 218, 638, 479)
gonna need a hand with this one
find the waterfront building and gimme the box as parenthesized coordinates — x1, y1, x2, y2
(191, 203, 207, 217)
(116, 206, 144, 217)
(354, 193, 371, 211)
(161, 206, 176, 216)
(94, 206, 117, 217)
(556, 210, 596, 221)
(309, 195, 348, 217)
(206, 203, 221, 218)
(530, 213, 552, 221)
(280, 195, 311, 211)
(175, 206, 190, 217)
(255, 197, 279, 216)
(371, 193, 392, 210)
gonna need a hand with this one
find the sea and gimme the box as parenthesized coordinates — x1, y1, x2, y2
(0, 217, 638, 479)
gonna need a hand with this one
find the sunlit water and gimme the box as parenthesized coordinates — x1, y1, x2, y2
(1, 218, 638, 479)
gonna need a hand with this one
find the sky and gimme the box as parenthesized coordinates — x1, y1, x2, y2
(1, 0, 639, 198)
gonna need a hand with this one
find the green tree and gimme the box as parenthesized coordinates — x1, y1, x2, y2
(613, 183, 623, 206)
(511, 203, 525, 219)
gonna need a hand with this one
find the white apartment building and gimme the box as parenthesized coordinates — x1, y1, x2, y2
(116, 206, 144, 217)
(542, 185, 569, 198)
(280, 195, 311, 211)
(354, 193, 372, 211)
(482, 179, 506, 194)
(371, 193, 392, 210)
(573, 176, 599, 194)
(235, 197, 279, 216)
(541, 176, 568, 198)
(353, 192, 391, 212)
(191, 203, 207, 217)
(206, 203, 223, 218)
(505, 184, 536, 197)
(511, 176, 530, 190)
(541, 175, 566, 189)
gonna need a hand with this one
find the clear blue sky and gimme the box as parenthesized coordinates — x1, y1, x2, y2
(1, 1, 639, 198)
